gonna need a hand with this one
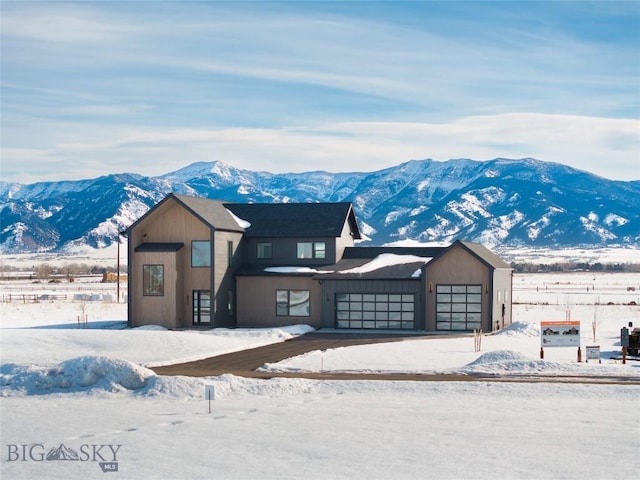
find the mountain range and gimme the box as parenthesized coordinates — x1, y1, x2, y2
(1, 158, 639, 253)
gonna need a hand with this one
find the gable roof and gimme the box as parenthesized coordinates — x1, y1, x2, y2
(457, 241, 512, 269)
(124, 193, 245, 235)
(172, 194, 246, 232)
(224, 202, 361, 239)
(426, 240, 512, 270)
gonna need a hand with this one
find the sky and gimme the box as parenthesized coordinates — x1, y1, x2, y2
(1, 0, 639, 184)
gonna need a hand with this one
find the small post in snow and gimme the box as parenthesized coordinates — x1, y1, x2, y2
(473, 329, 482, 352)
(205, 385, 216, 413)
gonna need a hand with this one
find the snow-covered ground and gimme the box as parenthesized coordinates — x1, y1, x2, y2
(1, 273, 639, 479)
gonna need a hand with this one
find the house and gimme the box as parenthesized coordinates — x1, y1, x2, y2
(125, 193, 513, 332)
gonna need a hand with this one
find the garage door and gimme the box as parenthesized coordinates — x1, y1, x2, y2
(436, 284, 482, 331)
(336, 293, 415, 329)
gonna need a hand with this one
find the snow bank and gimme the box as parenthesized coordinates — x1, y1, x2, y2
(494, 321, 540, 337)
(1, 356, 155, 396)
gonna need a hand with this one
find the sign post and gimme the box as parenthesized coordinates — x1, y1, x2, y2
(585, 345, 601, 364)
(540, 321, 581, 360)
(205, 385, 216, 413)
(621, 327, 629, 365)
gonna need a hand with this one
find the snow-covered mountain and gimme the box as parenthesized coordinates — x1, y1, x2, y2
(1, 158, 638, 253)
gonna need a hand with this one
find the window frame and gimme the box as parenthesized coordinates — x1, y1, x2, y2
(276, 289, 310, 317)
(143, 264, 164, 296)
(296, 241, 326, 260)
(257, 242, 273, 259)
(227, 240, 233, 267)
(191, 240, 211, 268)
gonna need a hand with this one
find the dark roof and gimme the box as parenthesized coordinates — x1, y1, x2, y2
(134, 242, 184, 252)
(234, 265, 319, 277)
(224, 202, 361, 239)
(342, 246, 446, 259)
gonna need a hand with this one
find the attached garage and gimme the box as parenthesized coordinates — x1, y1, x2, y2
(424, 241, 513, 332)
(317, 253, 429, 330)
(335, 292, 416, 330)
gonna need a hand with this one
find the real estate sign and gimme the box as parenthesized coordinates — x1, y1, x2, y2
(585, 345, 600, 362)
(540, 321, 581, 347)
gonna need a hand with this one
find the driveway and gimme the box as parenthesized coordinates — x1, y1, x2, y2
(151, 331, 417, 377)
(149, 332, 640, 385)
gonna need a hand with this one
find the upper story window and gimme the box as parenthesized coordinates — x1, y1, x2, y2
(257, 242, 273, 259)
(297, 242, 325, 259)
(192, 241, 211, 267)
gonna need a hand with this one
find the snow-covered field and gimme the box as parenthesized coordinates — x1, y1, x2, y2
(1, 272, 639, 479)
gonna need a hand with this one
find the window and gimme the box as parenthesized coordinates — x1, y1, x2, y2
(336, 293, 414, 329)
(192, 241, 211, 267)
(257, 242, 272, 259)
(276, 290, 310, 317)
(228, 290, 234, 316)
(296, 242, 326, 259)
(143, 265, 164, 296)
(436, 285, 482, 331)
(227, 241, 233, 267)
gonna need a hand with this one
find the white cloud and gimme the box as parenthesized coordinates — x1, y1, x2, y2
(1, 2, 638, 183)
(2, 113, 637, 183)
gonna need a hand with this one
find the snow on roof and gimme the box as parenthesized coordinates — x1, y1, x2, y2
(225, 208, 251, 229)
(339, 253, 432, 275)
(264, 266, 333, 274)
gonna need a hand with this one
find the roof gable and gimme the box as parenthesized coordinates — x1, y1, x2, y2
(125, 193, 246, 235)
(224, 202, 361, 238)
(426, 240, 511, 271)
(457, 241, 511, 269)
(172, 194, 246, 232)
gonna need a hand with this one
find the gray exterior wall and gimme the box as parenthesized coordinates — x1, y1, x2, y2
(491, 268, 513, 330)
(319, 279, 424, 329)
(241, 235, 349, 267)
(236, 275, 322, 328)
(212, 230, 244, 327)
(423, 244, 493, 332)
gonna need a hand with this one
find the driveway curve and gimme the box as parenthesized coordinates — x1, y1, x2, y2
(150, 332, 640, 385)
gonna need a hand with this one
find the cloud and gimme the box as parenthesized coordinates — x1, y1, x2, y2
(1, 2, 638, 184)
(2, 114, 637, 183)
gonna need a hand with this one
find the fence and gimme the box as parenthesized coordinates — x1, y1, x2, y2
(0, 292, 125, 303)
(0, 293, 68, 303)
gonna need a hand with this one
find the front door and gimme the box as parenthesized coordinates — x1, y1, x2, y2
(193, 290, 211, 325)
